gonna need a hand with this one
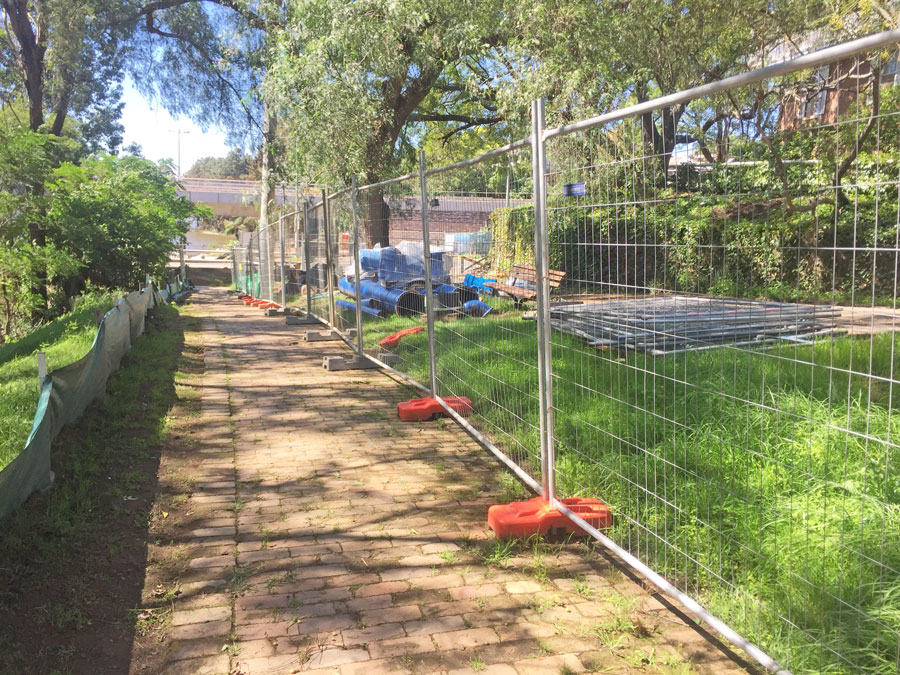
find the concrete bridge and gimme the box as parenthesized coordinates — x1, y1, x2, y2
(176, 178, 305, 218)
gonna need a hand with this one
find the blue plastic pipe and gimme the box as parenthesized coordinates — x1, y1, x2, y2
(338, 277, 424, 317)
(336, 298, 383, 317)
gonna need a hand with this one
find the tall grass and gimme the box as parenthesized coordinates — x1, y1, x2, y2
(354, 302, 900, 673)
(0, 294, 115, 470)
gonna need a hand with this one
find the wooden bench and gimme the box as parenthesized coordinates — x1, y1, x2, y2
(485, 264, 566, 308)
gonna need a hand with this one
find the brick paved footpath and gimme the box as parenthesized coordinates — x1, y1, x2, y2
(142, 286, 751, 675)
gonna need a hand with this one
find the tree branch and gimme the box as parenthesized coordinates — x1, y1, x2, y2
(143, 16, 262, 132)
(134, 0, 265, 32)
(409, 112, 502, 125)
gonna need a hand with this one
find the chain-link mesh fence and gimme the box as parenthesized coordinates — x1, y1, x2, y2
(305, 196, 333, 321)
(424, 151, 544, 489)
(271, 31, 900, 675)
(354, 175, 430, 375)
(541, 46, 900, 674)
(327, 189, 359, 337)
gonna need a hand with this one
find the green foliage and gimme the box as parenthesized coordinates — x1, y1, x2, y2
(488, 206, 535, 275)
(47, 154, 195, 290)
(186, 149, 256, 179)
(0, 127, 200, 339)
(268, 0, 511, 185)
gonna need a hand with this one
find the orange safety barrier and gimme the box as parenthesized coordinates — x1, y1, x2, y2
(397, 396, 473, 422)
(488, 496, 612, 539)
(379, 326, 424, 349)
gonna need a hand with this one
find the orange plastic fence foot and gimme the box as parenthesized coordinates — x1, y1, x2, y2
(488, 496, 612, 540)
(397, 396, 473, 422)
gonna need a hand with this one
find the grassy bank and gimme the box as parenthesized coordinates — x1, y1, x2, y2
(0, 294, 117, 471)
(0, 302, 188, 673)
(353, 302, 900, 673)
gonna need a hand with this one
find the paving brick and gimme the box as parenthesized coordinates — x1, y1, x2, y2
(448, 584, 503, 601)
(306, 647, 370, 669)
(342, 622, 406, 646)
(421, 542, 461, 554)
(346, 593, 394, 612)
(447, 666, 517, 675)
(368, 634, 436, 659)
(171, 606, 231, 626)
(360, 604, 422, 626)
(339, 658, 412, 675)
(168, 619, 231, 641)
(356, 581, 408, 597)
(166, 638, 227, 662)
(432, 628, 500, 651)
(402, 615, 466, 637)
(410, 573, 464, 591)
(513, 653, 584, 674)
(503, 581, 542, 595)
(187, 555, 234, 569)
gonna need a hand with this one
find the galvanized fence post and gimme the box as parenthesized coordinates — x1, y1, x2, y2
(418, 150, 439, 398)
(245, 242, 251, 295)
(303, 199, 313, 315)
(322, 187, 337, 327)
(531, 98, 556, 502)
(279, 214, 286, 307)
(251, 232, 258, 298)
(350, 177, 366, 357)
(294, 183, 301, 253)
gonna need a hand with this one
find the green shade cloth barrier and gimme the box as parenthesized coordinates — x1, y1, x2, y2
(0, 279, 188, 521)
(238, 272, 259, 296)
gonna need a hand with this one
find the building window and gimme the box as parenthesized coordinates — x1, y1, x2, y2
(802, 66, 830, 118)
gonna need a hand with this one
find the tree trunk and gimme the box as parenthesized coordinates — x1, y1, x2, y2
(1, 0, 46, 130)
(364, 186, 391, 247)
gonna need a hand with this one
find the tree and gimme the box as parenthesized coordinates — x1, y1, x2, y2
(0, 0, 128, 145)
(128, 0, 268, 145)
(0, 125, 204, 339)
(506, 0, 818, 176)
(47, 155, 200, 291)
(186, 149, 255, 178)
(267, 0, 511, 245)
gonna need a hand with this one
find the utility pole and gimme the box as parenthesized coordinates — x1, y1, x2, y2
(169, 128, 191, 177)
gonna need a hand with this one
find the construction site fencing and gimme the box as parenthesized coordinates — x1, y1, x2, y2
(0, 273, 189, 521)
(257, 29, 900, 675)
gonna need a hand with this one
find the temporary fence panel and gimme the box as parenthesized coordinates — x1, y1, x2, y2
(355, 174, 431, 378)
(306, 196, 333, 322)
(283, 209, 304, 305)
(540, 42, 900, 674)
(424, 149, 544, 491)
(288, 30, 900, 675)
(327, 189, 359, 337)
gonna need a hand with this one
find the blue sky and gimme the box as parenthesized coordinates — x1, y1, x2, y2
(119, 77, 231, 174)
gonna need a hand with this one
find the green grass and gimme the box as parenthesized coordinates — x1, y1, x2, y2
(359, 296, 900, 673)
(0, 293, 117, 471)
